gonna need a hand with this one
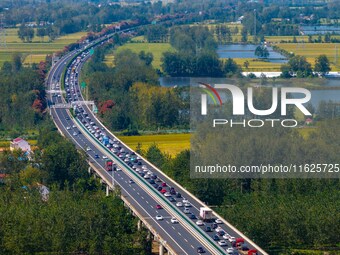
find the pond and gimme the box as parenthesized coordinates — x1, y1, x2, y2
(217, 44, 287, 63)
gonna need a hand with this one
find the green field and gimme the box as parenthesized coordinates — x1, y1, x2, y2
(0, 28, 87, 66)
(105, 42, 174, 70)
(118, 133, 191, 157)
(276, 43, 340, 70)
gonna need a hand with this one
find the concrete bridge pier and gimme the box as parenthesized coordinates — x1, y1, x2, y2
(137, 219, 142, 231)
(106, 185, 109, 196)
(159, 243, 164, 255)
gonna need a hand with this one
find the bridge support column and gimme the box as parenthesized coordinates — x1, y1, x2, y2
(88, 167, 92, 174)
(137, 220, 142, 231)
(147, 231, 151, 240)
(159, 243, 164, 255)
(106, 185, 109, 196)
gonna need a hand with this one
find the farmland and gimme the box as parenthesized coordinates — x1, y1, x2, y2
(0, 28, 87, 66)
(118, 133, 191, 157)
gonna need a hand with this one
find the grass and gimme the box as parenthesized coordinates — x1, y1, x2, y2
(0, 28, 87, 66)
(233, 58, 283, 71)
(118, 134, 191, 157)
(276, 43, 340, 71)
(105, 42, 174, 70)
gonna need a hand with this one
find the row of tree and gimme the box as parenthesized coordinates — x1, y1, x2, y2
(161, 26, 241, 77)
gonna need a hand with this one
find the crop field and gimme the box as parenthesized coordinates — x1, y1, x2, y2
(0, 28, 87, 66)
(118, 133, 191, 157)
(105, 42, 174, 70)
(276, 43, 340, 70)
(233, 58, 283, 71)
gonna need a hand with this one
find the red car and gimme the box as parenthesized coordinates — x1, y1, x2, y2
(162, 182, 167, 187)
(160, 189, 167, 194)
(156, 204, 162, 209)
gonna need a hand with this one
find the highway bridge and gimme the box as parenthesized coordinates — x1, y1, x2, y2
(46, 30, 268, 255)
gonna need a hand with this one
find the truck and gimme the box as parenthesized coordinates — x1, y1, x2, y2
(199, 207, 213, 222)
(105, 159, 113, 171)
(238, 248, 258, 255)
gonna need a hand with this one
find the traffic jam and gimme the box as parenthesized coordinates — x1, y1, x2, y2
(62, 47, 258, 255)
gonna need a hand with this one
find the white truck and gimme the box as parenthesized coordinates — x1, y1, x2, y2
(199, 207, 213, 222)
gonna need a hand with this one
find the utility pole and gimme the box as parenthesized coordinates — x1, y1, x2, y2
(0, 14, 6, 48)
(254, 9, 256, 41)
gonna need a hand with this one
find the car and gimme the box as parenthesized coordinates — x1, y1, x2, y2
(217, 230, 225, 236)
(205, 226, 212, 232)
(156, 178, 162, 182)
(86, 147, 91, 151)
(183, 208, 190, 214)
(66, 126, 71, 130)
(160, 189, 167, 194)
(213, 235, 220, 241)
(129, 179, 134, 184)
(196, 220, 204, 226)
(144, 174, 150, 179)
(218, 240, 228, 246)
(72, 124, 76, 128)
(149, 179, 155, 184)
(161, 182, 167, 187)
(65, 117, 70, 120)
(73, 132, 77, 136)
(155, 215, 163, 221)
(223, 233, 231, 240)
(184, 202, 191, 207)
(170, 217, 178, 224)
(169, 197, 176, 202)
(215, 226, 223, 233)
(156, 205, 162, 209)
(102, 155, 108, 159)
(153, 183, 159, 189)
(157, 186, 163, 191)
(211, 223, 218, 229)
(176, 192, 182, 198)
(190, 213, 196, 219)
(228, 237, 236, 243)
(176, 202, 183, 207)
(197, 247, 205, 253)
(164, 192, 171, 197)
(215, 218, 223, 224)
(95, 154, 99, 159)
(226, 248, 235, 254)
(182, 198, 189, 203)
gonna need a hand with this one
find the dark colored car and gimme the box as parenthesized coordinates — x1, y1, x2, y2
(162, 182, 167, 187)
(170, 187, 176, 195)
(211, 223, 218, 229)
(95, 154, 99, 158)
(149, 179, 155, 184)
(153, 184, 159, 189)
(197, 247, 205, 253)
(190, 214, 196, 219)
(205, 226, 212, 232)
(176, 192, 182, 198)
(151, 174, 157, 179)
(169, 197, 176, 202)
(156, 204, 162, 209)
(157, 186, 163, 191)
(217, 230, 225, 236)
(213, 235, 220, 241)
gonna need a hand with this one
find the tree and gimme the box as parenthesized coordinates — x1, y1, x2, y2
(255, 45, 270, 58)
(17, 24, 35, 42)
(241, 28, 248, 42)
(36, 27, 46, 41)
(314, 55, 331, 76)
(243, 60, 249, 70)
(283, 55, 313, 78)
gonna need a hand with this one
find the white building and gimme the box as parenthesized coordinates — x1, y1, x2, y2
(10, 137, 31, 152)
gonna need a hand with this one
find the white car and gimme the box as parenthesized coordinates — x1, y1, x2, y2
(215, 226, 223, 232)
(226, 248, 235, 254)
(228, 236, 236, 243)
(170, 217, 178, 224)
(144, 174, 150, 179)
(156, 215, 163, 221)
(176, 202, 183, 207)
(183, 208, 190, 214)
(164, 192, 171, 197)
(116, 167, 121, 171)
(218, 240, 228, 246)
(182, 198, 189, 203)
(222, 233, 231, 240)
(72, 124, 76, 128)
(86, 147, 91, 151)
(66, 126, 71, 130)
(196, 220, 204, 226)
(215, 218, 223, 224)
(184, 202, 191, 207)
(72, 132, 77, 136)
(102, 155, 108, 159)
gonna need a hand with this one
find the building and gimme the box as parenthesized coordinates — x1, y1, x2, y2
(10, 137, 31, 152)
